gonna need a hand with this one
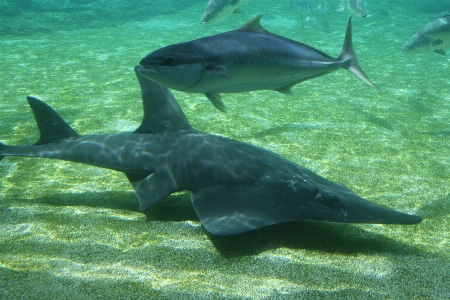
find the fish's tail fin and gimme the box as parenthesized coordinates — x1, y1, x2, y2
(338, 17, 379, 90)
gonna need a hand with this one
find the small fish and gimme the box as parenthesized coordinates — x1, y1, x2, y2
(290, 0, 314, 13)
(401, 15, 450, 55)
(201, 0, 252, 24)
(316, 1, 331, 13)
(337, 0, 367, 18)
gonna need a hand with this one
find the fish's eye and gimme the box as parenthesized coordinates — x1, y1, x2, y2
(164, 56, 176, 66)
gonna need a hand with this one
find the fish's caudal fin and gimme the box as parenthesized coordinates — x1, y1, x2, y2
(338, 17, 379, 90)
(26, 96, 79, 145)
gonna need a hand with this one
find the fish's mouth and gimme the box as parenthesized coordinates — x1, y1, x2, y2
(136, 65, 157, 75)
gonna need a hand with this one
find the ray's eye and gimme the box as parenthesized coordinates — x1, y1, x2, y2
(164, 56, 176, 66)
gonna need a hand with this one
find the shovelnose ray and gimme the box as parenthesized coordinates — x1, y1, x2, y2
(138, 15, 378, 112)
(401, 15, 450, 55)
(0, 68, 420, 235)
(201, 0, 252, 24)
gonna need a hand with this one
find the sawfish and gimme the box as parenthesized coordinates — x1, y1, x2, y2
(0, 68, 421, 235)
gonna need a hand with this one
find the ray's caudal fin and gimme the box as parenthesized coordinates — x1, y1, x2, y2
(339, 17, 379, 90)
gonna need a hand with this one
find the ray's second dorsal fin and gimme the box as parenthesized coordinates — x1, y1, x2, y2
(238, 15, 270, 34)
(27, 96, 79, 145)
(133, 66, 192, 133)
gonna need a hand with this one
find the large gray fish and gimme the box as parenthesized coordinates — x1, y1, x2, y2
(0, 68, 421, 235)
(201, 0, 252, 24)
(337, 0, 367, 18)
(401, 15, 450, 55)
(138, 16, 378, 112)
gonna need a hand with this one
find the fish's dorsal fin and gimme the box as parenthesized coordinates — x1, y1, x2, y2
(26, 96, 79, 145)
(134, 66, 192, 133)
(238, 15, 270, 34)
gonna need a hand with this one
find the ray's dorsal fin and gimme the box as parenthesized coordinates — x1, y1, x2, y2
(238, 15, 270, 34)
(26, 96, 79, 145)
(133, 66, 192, 133)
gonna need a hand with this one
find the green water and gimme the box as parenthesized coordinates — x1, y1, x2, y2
(0, 1, 449, 299)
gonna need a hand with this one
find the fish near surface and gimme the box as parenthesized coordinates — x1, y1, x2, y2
(201, 0, 252, 24)
(138, 15, 378, 112)
(337, 0, 367, 18)
(401, 15, 450, 55)
(0, 68, 421, 235)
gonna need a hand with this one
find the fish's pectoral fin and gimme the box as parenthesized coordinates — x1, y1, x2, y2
(233, 8, 245, 14)
(434, 49, 446, 55)
(431, 39, 443, 46)
(239, 15, 271, 34)
(191, 185, 299, 235)
(126, 170, 176, 211)
(276, 84, 296, 96)
(204, 64, 229, 79)
(205, 93, 226, 112)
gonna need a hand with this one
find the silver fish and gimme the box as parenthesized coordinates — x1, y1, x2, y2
(401, 15, 450, 55)
(138, 16, 378, 112)
(291, 0, 314, 13)
(338, 0, 367, 18)
(201, 0, 252, 24)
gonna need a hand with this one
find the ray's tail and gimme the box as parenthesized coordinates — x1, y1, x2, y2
(338, 17, 379, 90)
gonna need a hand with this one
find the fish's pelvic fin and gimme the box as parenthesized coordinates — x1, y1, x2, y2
(205, 93, 226, 112)
(276, 84, 296, 96)
(126, 171, 175, 211)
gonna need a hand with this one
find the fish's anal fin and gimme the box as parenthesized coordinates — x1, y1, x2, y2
(191, 185, 298, 235)
(205, 93, 226, 112)
(126, 171, 176, 211)
(239, 15, 271, 34)
(434, 49, 446, 55)
(26, 96, 79, 145)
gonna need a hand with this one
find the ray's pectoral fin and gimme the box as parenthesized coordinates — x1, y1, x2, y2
(205, 93, 226, 112)
(126, 171, 176, 211)
(191, 185, 299, 235)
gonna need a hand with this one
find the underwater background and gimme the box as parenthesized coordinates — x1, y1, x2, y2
(0, 0, 449, 298)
